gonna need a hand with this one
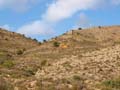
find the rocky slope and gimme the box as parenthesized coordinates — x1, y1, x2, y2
(35, 45, 120, 90)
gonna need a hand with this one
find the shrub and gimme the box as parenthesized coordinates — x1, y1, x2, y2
(6, 53, 12, 58)
(33, 38, 38, 42)
(26, 69, 35, 75)
(2, 60, 14, 68)
(98, 26, 102, 29)
(78, 27, 82, 30)
(41, 60, 47, 66)
(73, 75, 82, 81)
(102, 79, 120, 89)
(24, 68, 35, 77)
(43, 39, 47, 43)
(22, 48, 26, 52)
(17, 49, 24, 55)
(22, 34, 25, 37)
(53, 41, 60, 47)
(0, 52, 11, 64)
(38, 42, 42, 45)
(5, 38, 8, 41)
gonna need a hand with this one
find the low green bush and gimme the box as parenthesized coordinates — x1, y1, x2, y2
(101, 78, 120, 90)
(2, 60, 14, 68)
(53, 41, 60, 47)
(41, 60, 47, 66)
(73, 75, 82, 81)
(43, 39, 47, 43)
(16, 49, 24, 55)
(24, 68, 35, 77)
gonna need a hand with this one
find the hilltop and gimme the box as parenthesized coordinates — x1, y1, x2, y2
(0, 28, 40, 52)
(0, 26, 120, 90)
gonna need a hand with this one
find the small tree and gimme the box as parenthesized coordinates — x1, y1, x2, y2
(22, 34, 25, 37)
(38, 42, 42, 45)
(41, 60, 47, 66)
(98, 26, 102, 29)
(78, 27, 82, 30)
(33, 38, 38, 42)
(43, 39, 47, 43)
(5, 38, 8, 41)
(53, 41, 60, 47)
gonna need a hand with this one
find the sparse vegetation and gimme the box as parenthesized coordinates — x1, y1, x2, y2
(101, 78, 120, 90)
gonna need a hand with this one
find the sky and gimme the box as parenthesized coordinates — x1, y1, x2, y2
(0, 0, 120, 41)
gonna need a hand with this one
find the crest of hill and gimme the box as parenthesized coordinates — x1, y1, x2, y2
(1, 25, 120, 54)
(22, 25, 120, 63)
(51, 25, 120, 47)
(0, 28, 39, 53)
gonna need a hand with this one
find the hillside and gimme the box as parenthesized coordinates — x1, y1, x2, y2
(0, 28, 40, 52)
(0, 28, 40, 70)
(0, 26, 120, 90)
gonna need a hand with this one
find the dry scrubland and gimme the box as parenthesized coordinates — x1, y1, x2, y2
(0, 26, 120, 90)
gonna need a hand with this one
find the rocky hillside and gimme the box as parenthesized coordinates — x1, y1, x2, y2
(36, 45, 120, 90)
(0, 26, 120, 90)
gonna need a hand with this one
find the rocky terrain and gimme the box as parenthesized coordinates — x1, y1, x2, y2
(36, 45, 120, 90)
(0, 26, 120, 90)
